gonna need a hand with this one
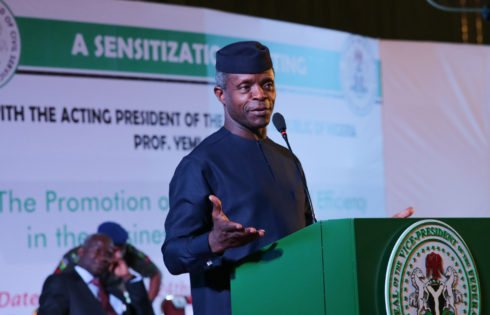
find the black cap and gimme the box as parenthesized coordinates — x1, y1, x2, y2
(216, 41, 273, 74)
(97, 221, 128, 246)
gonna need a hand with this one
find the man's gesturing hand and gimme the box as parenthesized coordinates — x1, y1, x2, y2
(391, 206, 414, 218)
(208, 195, 265, 254)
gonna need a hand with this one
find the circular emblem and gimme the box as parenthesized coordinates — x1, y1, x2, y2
(0, 0, 21, 88)
(339, 35, 378, 116)
(385, 220, 480, 315)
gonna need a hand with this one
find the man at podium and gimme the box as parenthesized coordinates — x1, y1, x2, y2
(162, 41, 314, 315)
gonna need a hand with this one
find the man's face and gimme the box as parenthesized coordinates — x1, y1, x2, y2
(215, 69, 276, 135)
(78, 236, 114, 277)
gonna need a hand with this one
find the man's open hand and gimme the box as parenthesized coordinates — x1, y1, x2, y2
(392, 206, 414, 218)
(208, 195, 265, 254)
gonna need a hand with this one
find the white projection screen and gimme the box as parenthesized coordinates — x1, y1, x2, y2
(380, 40, 490, 218)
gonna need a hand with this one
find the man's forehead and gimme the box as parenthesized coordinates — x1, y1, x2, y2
(227, 69, 275, 83)
(89, 237, 112, 251)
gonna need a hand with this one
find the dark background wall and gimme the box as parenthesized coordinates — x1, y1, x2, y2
(137, 0, 490, 44)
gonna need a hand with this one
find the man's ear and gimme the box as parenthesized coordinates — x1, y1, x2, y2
(214, 86, 226, 105)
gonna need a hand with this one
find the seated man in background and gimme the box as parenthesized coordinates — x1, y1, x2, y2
(55, 221, 162, 302)
(39, 234, 155, 315)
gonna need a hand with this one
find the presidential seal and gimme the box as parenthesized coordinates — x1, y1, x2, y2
(339, 35, 378, 117)
(0, 0, 21, 88)
(385, 220, 480, 315)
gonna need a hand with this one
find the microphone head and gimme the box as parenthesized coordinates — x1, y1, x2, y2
(272, 112, 286, 133)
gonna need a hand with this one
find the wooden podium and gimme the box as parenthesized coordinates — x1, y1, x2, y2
(230, 218, 490, 314)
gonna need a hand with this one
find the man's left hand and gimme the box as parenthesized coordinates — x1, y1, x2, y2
(391, 206, 414, 218)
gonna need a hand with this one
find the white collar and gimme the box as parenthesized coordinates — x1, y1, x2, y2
(74, 265, 94, 284)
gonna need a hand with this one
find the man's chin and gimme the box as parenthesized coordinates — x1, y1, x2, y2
(93, 266, 109, 277)
(251, 116, 271, 128)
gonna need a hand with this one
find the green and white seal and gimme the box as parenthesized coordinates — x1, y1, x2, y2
(385, 219, 480, 315)
(339, 35, 378, 117)
(0, 0, 20, 88)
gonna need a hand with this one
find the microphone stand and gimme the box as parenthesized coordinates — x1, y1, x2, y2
(279, 131, 317, 224)
(273, 112, 317, 224)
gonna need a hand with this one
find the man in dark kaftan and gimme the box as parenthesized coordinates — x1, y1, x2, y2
(162, 41, 313, 315)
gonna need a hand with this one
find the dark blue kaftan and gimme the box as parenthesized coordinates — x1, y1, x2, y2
(162, 127, 312, 315)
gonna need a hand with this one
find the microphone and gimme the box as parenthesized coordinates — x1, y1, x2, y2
(272, 112, 317, 223)
(272, 112, 286, 134)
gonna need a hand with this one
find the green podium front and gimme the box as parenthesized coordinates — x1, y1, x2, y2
(231, 218, 490, 314)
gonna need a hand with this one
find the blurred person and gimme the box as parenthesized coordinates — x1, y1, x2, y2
(55, 221, 162, 302)
(39, 234, 154, 315)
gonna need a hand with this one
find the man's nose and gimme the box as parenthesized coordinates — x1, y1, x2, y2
(251, 84, 265, 100)
(102, 251, 115, 263)
(103, 255, 113, 264)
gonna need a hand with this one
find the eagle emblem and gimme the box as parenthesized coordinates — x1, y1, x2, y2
(409, 253, 463, 315)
